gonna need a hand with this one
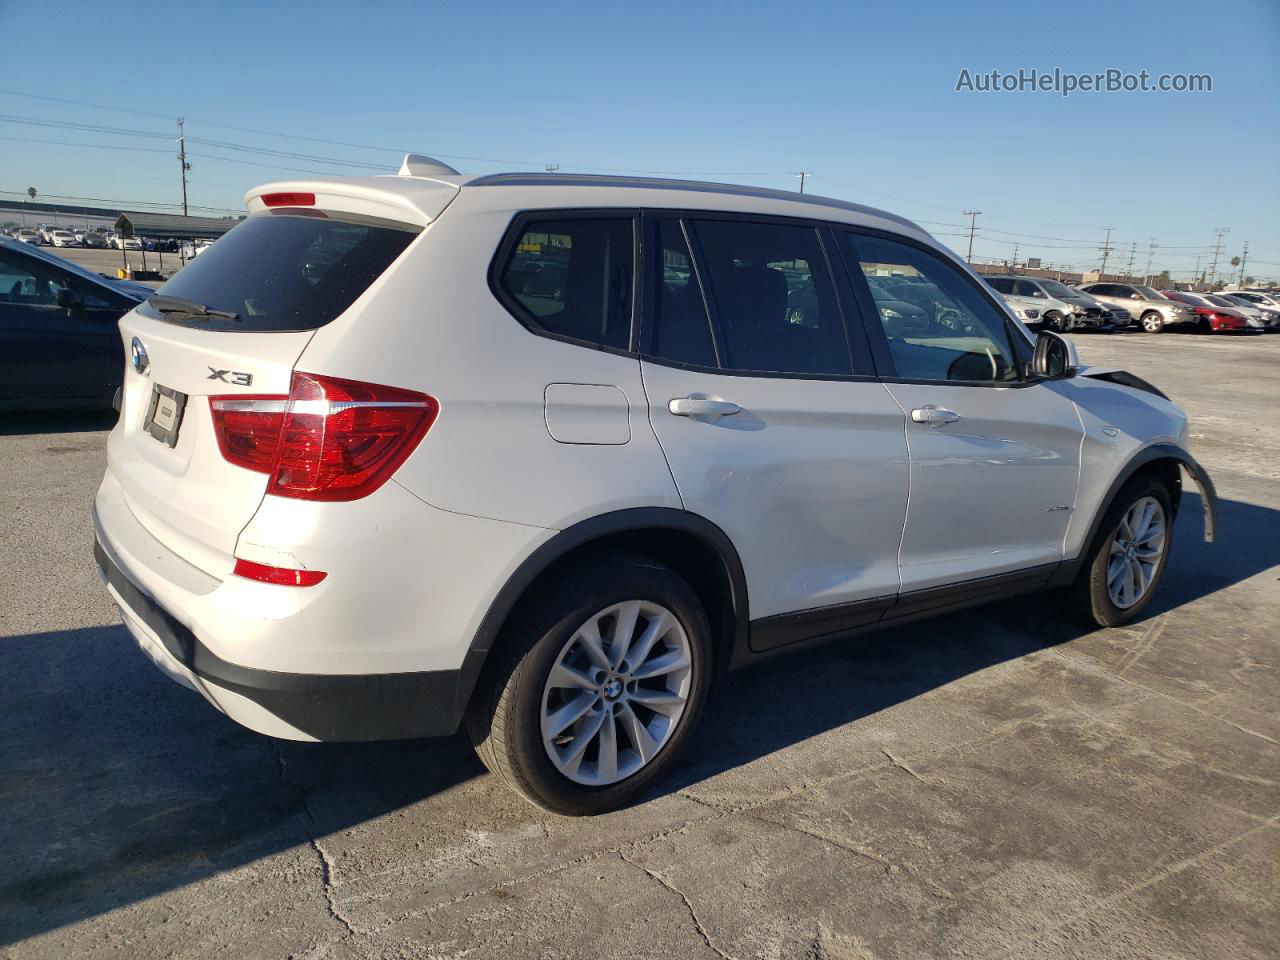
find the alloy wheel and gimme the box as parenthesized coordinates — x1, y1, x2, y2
(1107, 496, 1167, 609)
(540, 600, 692, 786)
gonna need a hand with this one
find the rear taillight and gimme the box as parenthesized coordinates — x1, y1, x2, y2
(209, 372, 438, 501)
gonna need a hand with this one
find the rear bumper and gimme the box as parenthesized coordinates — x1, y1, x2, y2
(94, 536, 465, 741)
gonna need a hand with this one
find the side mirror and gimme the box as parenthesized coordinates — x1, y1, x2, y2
(56, 287, 84, 311)
(1131, 293, 1143, 300)
(1032, 330, 1079, 380)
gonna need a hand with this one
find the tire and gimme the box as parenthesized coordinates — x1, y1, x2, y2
(1140, 311, 1165, 333)
(466, 549, 713, 815)
(1044, 311, 1066, 332)
(1069, 475, 1175, 628)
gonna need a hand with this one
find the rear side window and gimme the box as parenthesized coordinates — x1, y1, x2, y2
(650, 219, 716, 367)
(498, 217, 633, 350)
(140, 213, 418, 332)
(985, 277, 1015, 294)
(690, 219, 851, 376)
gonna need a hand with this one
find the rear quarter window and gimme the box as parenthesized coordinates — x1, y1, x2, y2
(139, 212, 420, 332)
(495, 216, 634, 350)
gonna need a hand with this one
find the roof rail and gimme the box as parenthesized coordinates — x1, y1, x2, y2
(398, 154, 461, 177)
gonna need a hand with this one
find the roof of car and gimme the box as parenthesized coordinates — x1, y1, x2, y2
(244, 170, 930, 239)
(463, 172, 923, 231)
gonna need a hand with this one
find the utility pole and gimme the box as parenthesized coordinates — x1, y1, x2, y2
(962, 210, 981, 263)
(177, 118, 190, 216)
(1207, 226, 1229, 286)
(1237, 241, 1249, 287)
(1123, 242, 1137, 279)
(1097, 227, 1115, 280)
(796, 172, 811, 194)
(1192, 256, 1202, 286)
(1143, 238, 1158, 286)
(1011, 242, 1020, 269)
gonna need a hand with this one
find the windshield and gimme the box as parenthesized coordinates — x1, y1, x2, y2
(1039, 279, 1076, 297)
(1203, 295, 1234, 308)
(139, 212, 420, 332)
(1133, 286, 1164, 299)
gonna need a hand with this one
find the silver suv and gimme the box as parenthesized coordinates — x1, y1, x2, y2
(985, 276, 1106, 331)
(1078, 283, 1195, 333)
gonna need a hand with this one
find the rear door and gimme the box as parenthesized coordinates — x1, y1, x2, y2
(836, 229, 1084, 593)
(639, 214, 909, 649)
(107, 208, 424, 575)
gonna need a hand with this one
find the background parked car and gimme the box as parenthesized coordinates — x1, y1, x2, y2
(15, 229, 40, 245)
(1224, 290, 1280, 312)
(82, 231, 110, 249)
(1077, 282, 1195, 333)
(112, 235, 143, 251)
(0, 236, 147, 410)
(1161, 290, 1252, 333)
(1218, 293, 1280, 329)
(983, 276, 1081, 330)
(50, 229, 80, 248)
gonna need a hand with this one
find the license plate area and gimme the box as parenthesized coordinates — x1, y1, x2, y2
(144, 384, 188, 448)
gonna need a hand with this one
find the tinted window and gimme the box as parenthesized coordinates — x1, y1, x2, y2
(841, 233, 1018, 384)
(1014, 280, 1042, 297)
(500, 217, 633, 349)
(142, 213, 419, 332)
(650, 220, 716, 367)
(0, 249, 125, 311)
(986, 277, 1015, 294)
(690, 220, 851, 375)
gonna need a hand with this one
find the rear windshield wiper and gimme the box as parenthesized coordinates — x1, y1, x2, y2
(148, 295, 240, 321)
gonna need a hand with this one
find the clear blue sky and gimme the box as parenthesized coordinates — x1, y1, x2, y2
(1, 0, 1277, 280)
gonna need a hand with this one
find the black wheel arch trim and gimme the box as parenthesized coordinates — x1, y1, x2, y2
(1049, 442, 1216, 589)
(455, 507, 751, 717)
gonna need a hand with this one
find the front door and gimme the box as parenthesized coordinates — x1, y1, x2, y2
(639, 215, 909, 648)
(836, 230, 1083, 592)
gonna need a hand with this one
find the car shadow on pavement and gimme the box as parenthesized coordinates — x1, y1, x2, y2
(0, 410, 117, 436)
(2, 494, 1276, 946)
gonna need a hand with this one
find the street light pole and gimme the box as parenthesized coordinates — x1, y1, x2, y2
(796, 172, 811, 194)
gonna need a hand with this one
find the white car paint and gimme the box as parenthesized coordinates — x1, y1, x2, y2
(93, 162, 1209, 750)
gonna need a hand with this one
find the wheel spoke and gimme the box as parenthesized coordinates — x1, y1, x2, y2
(609, 601, 642, 668)
(548, 662, 596, 691)
(629, 649, 690, 681)
(545, 691, 597, 738)
(556, 708, 606, 776)
(1130, 558, 1146, 597)
(596, 709, 618, 782)
(1108, 556, 1128, 587)
(626, 611, 670, 671)
(617, 702, 659, 763)
(628, 688, 685, 716)
(575, 620, 612, 672)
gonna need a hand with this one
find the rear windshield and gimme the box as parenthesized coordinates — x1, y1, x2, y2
(138, 212, 420, 331)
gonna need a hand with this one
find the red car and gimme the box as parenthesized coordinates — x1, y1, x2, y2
(1161, 290, 1250, 332)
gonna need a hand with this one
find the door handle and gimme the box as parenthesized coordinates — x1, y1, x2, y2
(911, 404, 961, 426)
(669, 397, 742, 418)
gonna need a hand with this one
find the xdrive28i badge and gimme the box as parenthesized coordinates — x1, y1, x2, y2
(130, 337, 150, 376)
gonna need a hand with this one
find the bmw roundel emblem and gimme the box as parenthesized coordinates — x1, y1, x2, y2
(130, 336, 150, 376)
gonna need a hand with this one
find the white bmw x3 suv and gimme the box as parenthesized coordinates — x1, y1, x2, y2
(93, 156, 1217, 814)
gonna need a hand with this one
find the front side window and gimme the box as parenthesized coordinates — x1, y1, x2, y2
(0, 250, 122, 312)
(1014, 279, 1044, 298)
(499, 217, 633, 350)
(841, 233, 1019, 384)
(689, 219, 851, 376)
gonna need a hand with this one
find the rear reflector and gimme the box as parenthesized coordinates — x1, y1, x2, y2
(261, 192, 316, 207)
(233, 557, 327, 587)
(210, 372, 438, 501)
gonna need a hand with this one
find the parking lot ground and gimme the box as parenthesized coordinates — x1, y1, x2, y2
(31, 245, 182, 282)
(1, 332, 1277, 960)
